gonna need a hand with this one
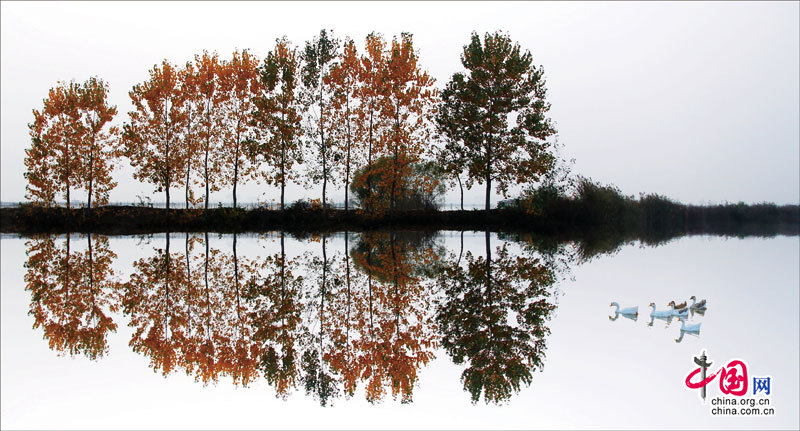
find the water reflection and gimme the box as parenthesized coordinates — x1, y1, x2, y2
(24, 233, 119, 359)
(24, 231, 566, 405)
(436, 231, 555, 404)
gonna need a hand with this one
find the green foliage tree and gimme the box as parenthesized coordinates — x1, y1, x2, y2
(438, 31, 557, 214)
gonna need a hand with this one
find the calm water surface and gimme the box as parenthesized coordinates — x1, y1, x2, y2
(1, 231, 797, 429)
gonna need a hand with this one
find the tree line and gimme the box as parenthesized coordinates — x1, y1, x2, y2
(25, 30, 556, 216)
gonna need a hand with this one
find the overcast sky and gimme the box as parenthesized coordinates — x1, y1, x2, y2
(2, 1, 798, 206)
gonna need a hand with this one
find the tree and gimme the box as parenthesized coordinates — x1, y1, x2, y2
(327, 38, 362, 212)
(356, 33, 390, 212)
(26, 82, 81, 207)
(436, 231, 556, 404)
(351, 157, 446, 212)
(257, 37, 303, 211)
(24, 234, 120, 359)
(194, 52, 227, 211)
(245, 231, 305, 397)
(123, 233, 189, 376)
(301, 29, 340, 216)
(439, 31, 557, 214)
(435, 78, 471, 211)
(299, 233, 341, 406)
(219, 50, 261, 209)
(177, 62, 202, 209)
(379, 33, 437, 214)
(349, 232, 439, 403)
(123, 60, 186, 217)
(76, 77, 119, 208)
(26, 78, 118, 208)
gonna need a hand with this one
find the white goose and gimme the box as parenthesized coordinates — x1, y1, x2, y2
(649, 302, 672, 318)
(668, 302, 689, 317)
(610, 302, 638, 315)
(678, 316, 701, 332)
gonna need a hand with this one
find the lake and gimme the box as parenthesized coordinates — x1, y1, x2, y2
(1, 231, 797, 429)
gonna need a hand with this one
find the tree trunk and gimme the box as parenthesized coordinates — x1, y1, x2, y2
(165, 230, 171, 339)
(280, 137, 286, 212)
(64, 233, 71, 302)
(166, 182, 170, 221)
(204, 136, 210, 212)
(345, 231, 351, 339)
(322, 138, 327, 217)
(458, 230, 464, 265)
(485, 230, 491, 295)
(320, 82, 328, 217)
(320, 233, 328, 363)
(185, 164, 191, 209)
(185, 232, 191, 281)
(87, 144, 94, 209)
(390, 146, 398, 213)
(457, 174, 463, 211)
(204, 230, 211, 335)
(485, 148, 491, 215)
(233, 128, 240, 210)
(367, 242, 374, 335)
(64, 114, 71, 210)
(390, 231, 399, 336)
(233, 232, 241, 321)
(344, 96, 352, 212)
(366, 110, 374, 209)
(280, 231, 285, 296)
(88, 233, 95, 305)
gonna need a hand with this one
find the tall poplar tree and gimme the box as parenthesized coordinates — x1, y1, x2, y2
(379, 33, 437, 214)
(194, 51, 226, 211)
(257, 36, 303, 211)
(355, 33, 389, 212)
(327, 38, 362, 212)
(123, 60, 186, 217)
(439, 31, 557, 214)
(301, 29, 340, 216)
(76, 77, 119, 209)
(219, 50, 260, 209)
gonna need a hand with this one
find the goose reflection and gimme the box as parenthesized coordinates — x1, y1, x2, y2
(647, 314, 674, 327)
(675, 328, 701, 343)
(609, 311, 638, 322)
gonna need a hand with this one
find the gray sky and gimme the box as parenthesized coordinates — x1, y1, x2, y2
(2, 1, 798, 206)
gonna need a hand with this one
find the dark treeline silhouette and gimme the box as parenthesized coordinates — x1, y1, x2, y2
(3, 190, 797, 238)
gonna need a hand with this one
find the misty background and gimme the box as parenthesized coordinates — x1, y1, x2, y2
(1, 1, 798, 207)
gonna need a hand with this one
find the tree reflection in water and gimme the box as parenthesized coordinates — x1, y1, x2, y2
(24, 233, 119, 359)
(436, 231, 556, 404)
(23, 230, 567, 405)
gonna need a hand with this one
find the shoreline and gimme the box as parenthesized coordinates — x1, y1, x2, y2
(1, 204, 797, 237)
